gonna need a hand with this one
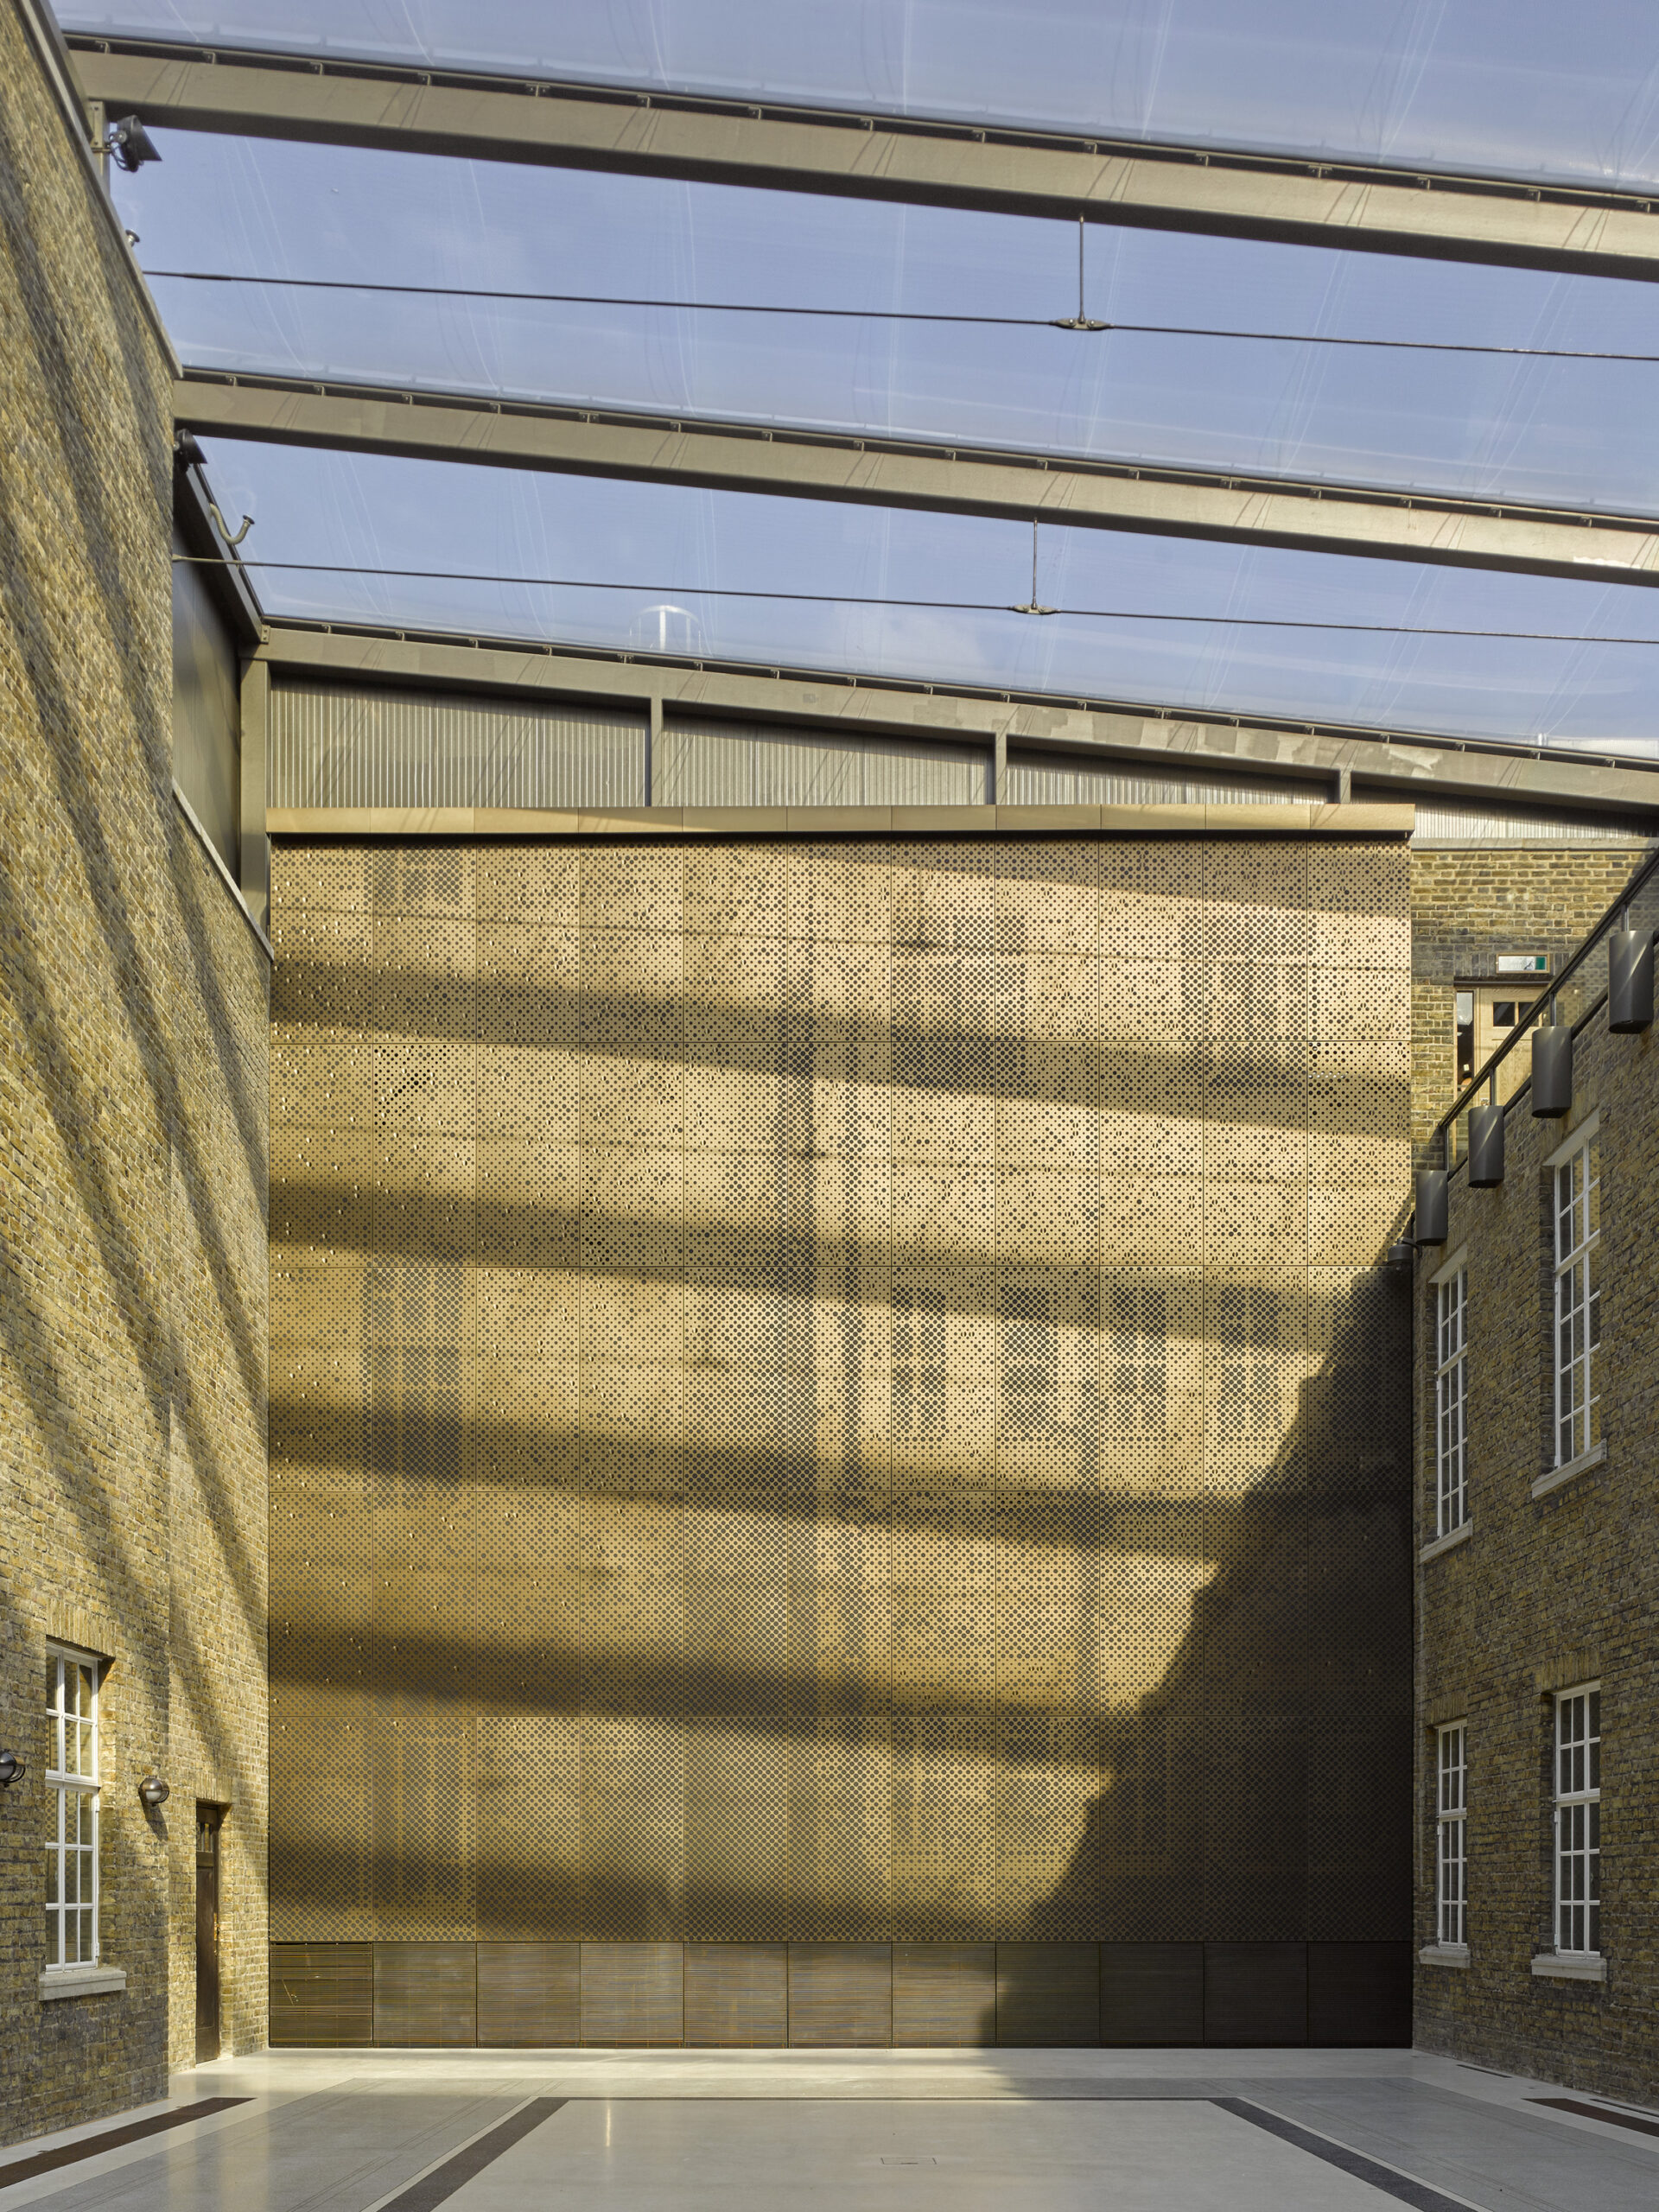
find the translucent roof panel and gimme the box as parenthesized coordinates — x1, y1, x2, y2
(195, 436, 1659, 754)
(60, 0, 1659, 191)
(121, 136, 1659, 514)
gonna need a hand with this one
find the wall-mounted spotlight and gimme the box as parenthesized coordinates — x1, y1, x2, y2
(1468, 1078, 1505, 1187)
(100, 115, 162, 173)
(1414, 1168, 1448, 1245)
(138, 1774, 170, 1808)
(1609, 915, 1655, 1033)
(1532, 1003, 1573, 1119)
(0, 1750, 25, 1788)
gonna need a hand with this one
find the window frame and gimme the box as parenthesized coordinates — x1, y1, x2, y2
(43, 1645, 102, 1974)
(1553, 1684, 1601, 1958)
(1436, 1721, 1468, 1948)
(1434, 1264, 1470, 1536)
(1551, 1130, 1601, 1468)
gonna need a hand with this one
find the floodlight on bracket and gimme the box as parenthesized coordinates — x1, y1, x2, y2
(97, 114, 162, 172)
(1531, 997, 1573, 1118)
(1608, 907, 1655, 1032)
(1468, 1073, 1505, 1187)
(1414, 1169, 1449, 1246)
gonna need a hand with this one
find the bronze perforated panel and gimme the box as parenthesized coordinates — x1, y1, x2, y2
(268, 1943, 373, 2045)
(789, 1942, 893, 2046)
(1098, 1942, 1205, 2045)
(372, 1941, 477, 2045)
(476, 1942, 581, 2045)
(581, 1942, 684, 2044)
(892, 1943, 996, 2045)
(684, 1943, 789, 2045)
(269, 835, 1411, 1956)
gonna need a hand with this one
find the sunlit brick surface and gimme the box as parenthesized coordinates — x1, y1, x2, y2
(269, 835, 1412, 1961)
(1, 6, 270, 2140)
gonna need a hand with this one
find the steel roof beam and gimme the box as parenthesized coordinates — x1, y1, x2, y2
(257, 621, 1659, 821)
(176, 371, 1659, 585)
(71, 37, 1659, 281)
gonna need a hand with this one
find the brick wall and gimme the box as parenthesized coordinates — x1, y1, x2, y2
(1413, 998, 1659, 2097)
(1408, 848, 1649, 1158)
(0, 10, 269, 2145)
(160, 818, 271, 2075)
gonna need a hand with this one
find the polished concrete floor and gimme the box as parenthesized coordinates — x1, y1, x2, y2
(3, 2047, 1656, 2212)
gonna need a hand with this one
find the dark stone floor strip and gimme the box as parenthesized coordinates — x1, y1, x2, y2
(1528, 2098, 1659, 2141)
(1213, 2097, 1481, 2212)
(375, 2099, 567, 2212)
(0, 2101, 251, 2190)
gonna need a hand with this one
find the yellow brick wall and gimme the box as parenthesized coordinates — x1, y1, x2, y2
(1414, 1003, 1659, 2099)
(1408, 847, 1649, 1154)
(0, 11, 269, 2144)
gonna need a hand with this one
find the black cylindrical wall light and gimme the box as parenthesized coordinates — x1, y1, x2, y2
(1414, 1168, 1448, 1244)
(1468, 1098, 1505, 1186)
(1532, 1011, 1573, 1118)
(1608, 924, 1655, 1033)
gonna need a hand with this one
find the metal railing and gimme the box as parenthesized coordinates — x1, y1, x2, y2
(1434, 845, 1659, 1173)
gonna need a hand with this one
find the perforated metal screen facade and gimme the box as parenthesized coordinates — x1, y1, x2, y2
(269, 833, 1411, 1970)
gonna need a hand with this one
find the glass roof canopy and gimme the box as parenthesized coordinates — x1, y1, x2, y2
(62, 0, 1659, 191)
(70, 2, 1659, 757)
(136, 137, 1659, 514)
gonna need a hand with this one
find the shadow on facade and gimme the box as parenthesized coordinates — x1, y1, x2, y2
(0, 123, 272, 2117)
(266, 1246, 1413, 1955)
(265, 838, 1414, 2046)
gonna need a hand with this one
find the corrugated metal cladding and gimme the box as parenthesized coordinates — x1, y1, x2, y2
(269, 681, 646, 810)
(658, 715, 988, 806)
(1411, 803, 1654, 843)
(1003, 751, 1306, 807)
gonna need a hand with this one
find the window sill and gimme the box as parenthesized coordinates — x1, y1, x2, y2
(1531, 1954, 1605, 1982)
(1421, 1522, 1473, 1563)
(1419, 1943, 1470, 1968)
(1533, 1439, 1606, 1499)
(40, 1966, 126, 2001)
